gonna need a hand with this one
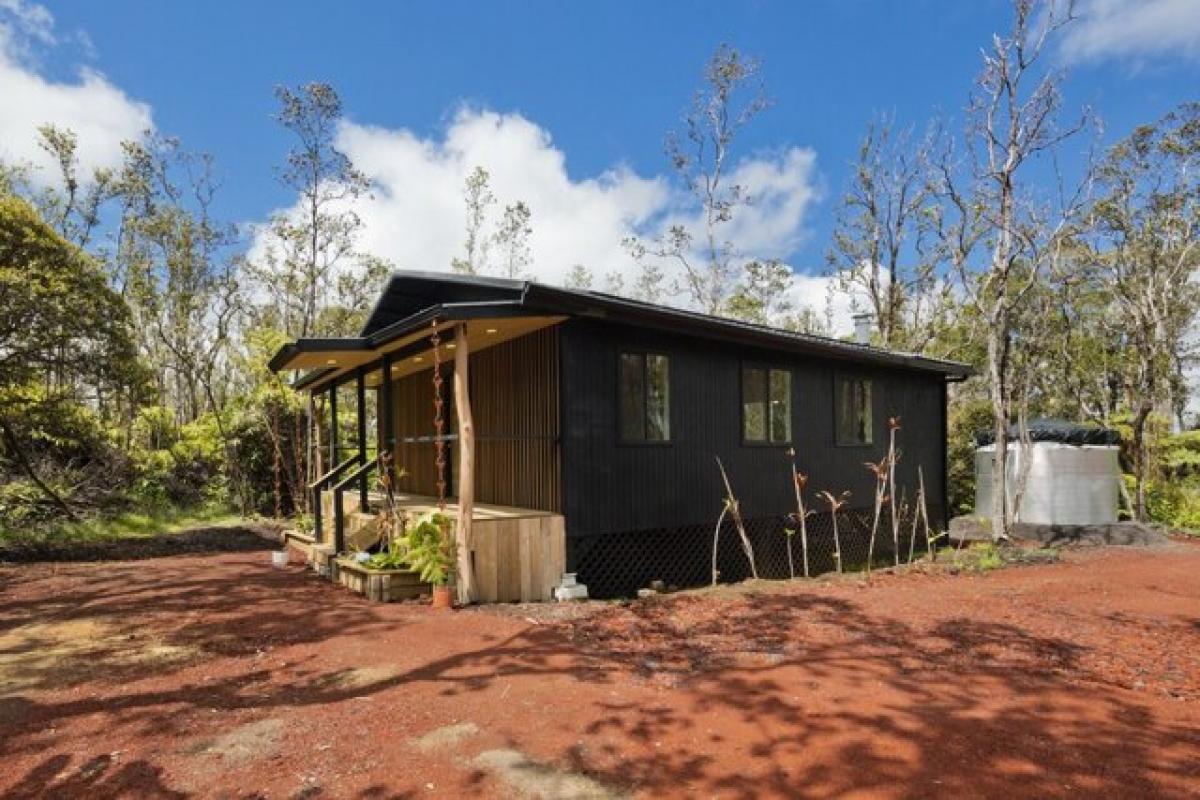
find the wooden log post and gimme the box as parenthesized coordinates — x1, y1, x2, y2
(453, 323, 478, 605)
(355, 366, 368, 513)
(380, 352, 395, 486)
(328, 382, 338, 468)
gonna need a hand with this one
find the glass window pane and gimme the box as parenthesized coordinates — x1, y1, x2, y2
(837, 376, 873, 445)
(743, 366, 766, 441)
(769, 369, 792, 443)
(619, 353, 645, 440)
(838, 376, 855, 445)
(856, 379, 873, 443)
(645, 354, 670, 441)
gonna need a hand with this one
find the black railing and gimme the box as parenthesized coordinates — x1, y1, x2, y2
(331, 457, 379, 554)
(309, 453, 363, 544)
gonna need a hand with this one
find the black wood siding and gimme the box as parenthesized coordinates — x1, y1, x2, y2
(559, 318, 947, 560)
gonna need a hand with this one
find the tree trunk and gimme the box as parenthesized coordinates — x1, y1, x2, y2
(0, 417, 78, 521)
(988, 327, 1010, 541)
(201, 379, 247, 516)
(452, 324, 478, 605)
(1132, 401, 1153, 522)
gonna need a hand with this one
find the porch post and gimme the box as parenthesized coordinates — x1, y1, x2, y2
(356, 365, 368, 512)
(453, 323, 478, 605)
(328, 381, 338, 468)
(380, 352, 395, 486)
(311, 390, 323, 544)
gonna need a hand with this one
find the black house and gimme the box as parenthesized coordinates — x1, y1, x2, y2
(270, 271, 970, 599)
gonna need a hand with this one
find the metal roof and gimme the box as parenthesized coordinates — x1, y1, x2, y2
(272, 270, 974, 380)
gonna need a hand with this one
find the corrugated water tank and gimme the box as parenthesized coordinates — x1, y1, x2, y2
(974, 419, 1121, 525)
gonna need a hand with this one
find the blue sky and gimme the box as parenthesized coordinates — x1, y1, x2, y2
(3, 0, 1199, 318)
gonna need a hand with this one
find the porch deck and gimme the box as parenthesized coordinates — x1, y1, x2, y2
(381, 493, 560, 521)
(390, 495, 566, 603)
(305, 493, 566, 603)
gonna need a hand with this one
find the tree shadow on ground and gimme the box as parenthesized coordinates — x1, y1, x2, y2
(5, 753, 187, 800)
(2, 555, 1198, 798)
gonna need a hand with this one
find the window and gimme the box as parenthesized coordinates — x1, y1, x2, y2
(619, 352, 670, 442)
(743, 366, 792, 443)
(836, 375, 873, 445)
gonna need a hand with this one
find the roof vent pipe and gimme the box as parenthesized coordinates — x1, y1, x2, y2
(852, 312, 873, 345)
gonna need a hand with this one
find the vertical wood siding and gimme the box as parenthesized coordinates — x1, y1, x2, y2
(390, 368, 450, 497)
(469, 326, 561, 511)
(559, 318, 948, 562)
(387, 326, 561, 511)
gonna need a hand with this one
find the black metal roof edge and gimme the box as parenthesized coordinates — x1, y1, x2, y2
(271, 298, 536, 378)
(363, 299, 531, 347)
(522, 282, 974, 378)
(267, 338, 370, 373)
(279, 271, 974, 380)
(358, 270, 528, 336)
(292, 366, 337, 390)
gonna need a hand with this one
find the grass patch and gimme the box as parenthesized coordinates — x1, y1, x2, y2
(945, 541, 1060, 573)
(0, 505, 240, 547)
(0, 506, 271, 563)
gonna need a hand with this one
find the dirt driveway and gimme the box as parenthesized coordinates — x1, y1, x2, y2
(1, 537, 1197, 799)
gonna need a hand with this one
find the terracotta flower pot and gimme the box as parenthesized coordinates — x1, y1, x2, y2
(431, 585, 454, 609)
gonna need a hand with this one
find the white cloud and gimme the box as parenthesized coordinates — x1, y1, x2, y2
(0, 1, 153, 184)
(336, 109, 669, 288)
(255, 106, 822, 315)
(0, 0, 54, 45)
(1060, 0, 1200, 64)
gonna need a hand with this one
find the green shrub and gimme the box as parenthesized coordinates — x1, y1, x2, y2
(947, 397, 993, 516)
(394, 513, 455, 585)
(1142, 475, 1200, 533)
(366, 536, 409, 570)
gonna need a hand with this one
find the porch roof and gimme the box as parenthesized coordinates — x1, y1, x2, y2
(269, 270, 974, 387)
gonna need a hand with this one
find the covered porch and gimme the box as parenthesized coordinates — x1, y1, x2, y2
(271, 299, 568, 603)
(290, 492, 566, 603)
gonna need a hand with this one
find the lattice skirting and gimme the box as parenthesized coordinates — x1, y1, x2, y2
(571, 505, 946, 599)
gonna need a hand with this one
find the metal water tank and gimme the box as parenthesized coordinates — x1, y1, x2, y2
(974, 419, 1121, 525)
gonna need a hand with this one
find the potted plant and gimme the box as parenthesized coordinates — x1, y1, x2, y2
(400, 512, 456, 608)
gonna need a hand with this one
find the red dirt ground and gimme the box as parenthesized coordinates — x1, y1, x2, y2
(1, 539, 1198, 799)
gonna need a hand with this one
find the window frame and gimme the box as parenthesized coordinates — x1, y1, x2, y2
(834, 373, 875, 447)
(617, 349, 673, 446)
(740, 362, 793, 446)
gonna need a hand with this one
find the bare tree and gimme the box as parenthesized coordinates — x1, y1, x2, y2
(829, 117, 949, 350)
(494, 201, 532, 279)
(116, 136, 239, 424)
(451, 166, 495, 275)
(24, 125, 128, 425)
(35, 125, 115, 249)
(257, 83, 370, 338)
(564, 263, 594, 290)
(1086, 103, 1200, 519)
(626, 44, 770, 315)
(726, 258, 795, 325)
(631, 261, 666, 303)
(603, 270, 626, 296)
(932, 0, 1091, 540)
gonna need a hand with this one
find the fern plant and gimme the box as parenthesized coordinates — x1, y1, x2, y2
(366, 536, 408, 570)
(399, 512, 455, 586)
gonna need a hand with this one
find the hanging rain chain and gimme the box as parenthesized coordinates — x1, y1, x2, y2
(430, 318, 447, 512)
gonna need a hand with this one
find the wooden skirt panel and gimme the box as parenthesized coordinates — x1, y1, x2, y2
(472, 515, 566, 602)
